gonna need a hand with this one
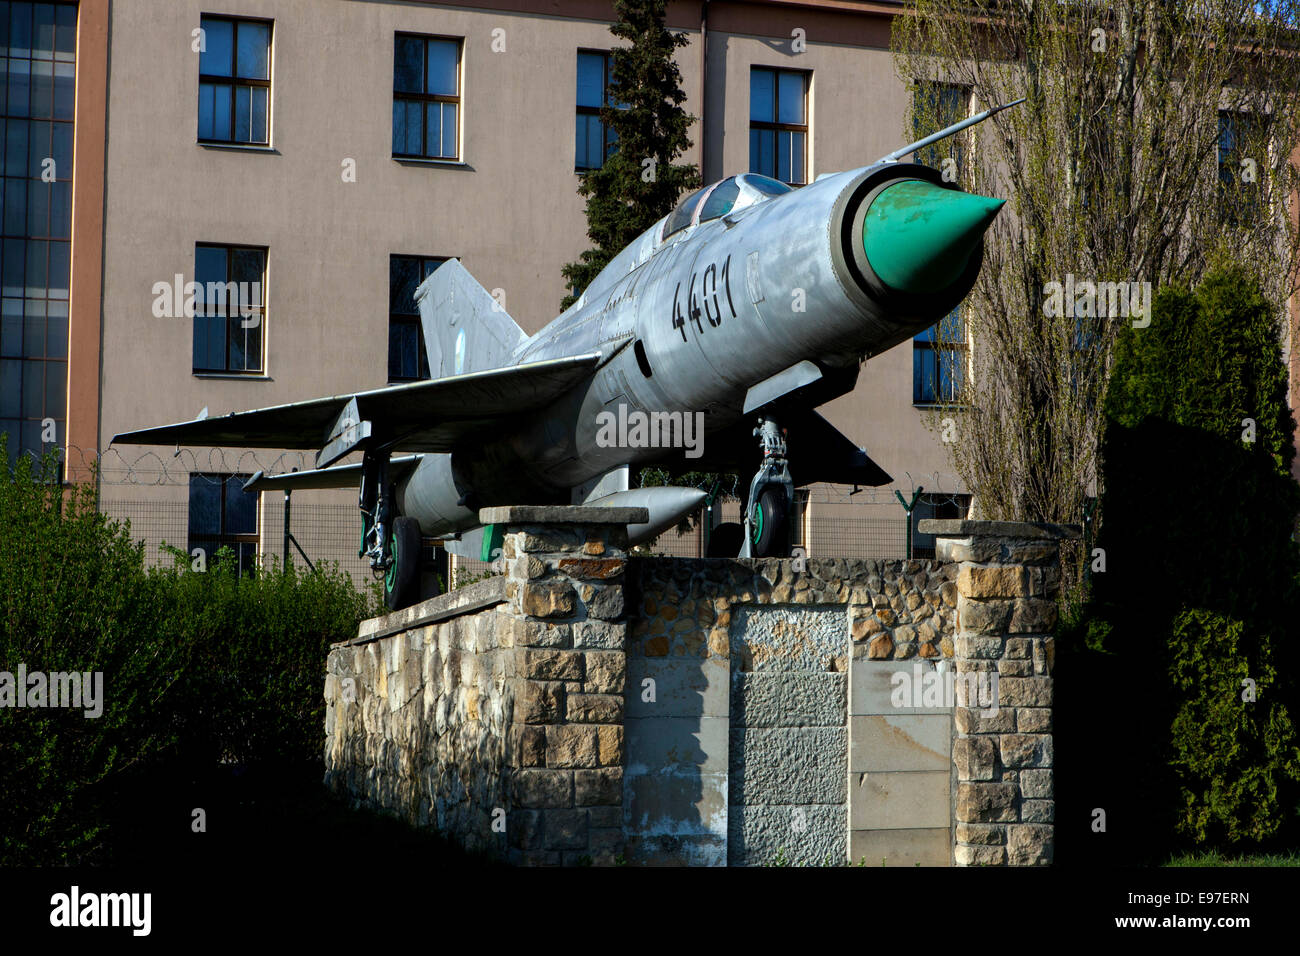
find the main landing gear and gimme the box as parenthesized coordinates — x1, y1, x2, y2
(707, 414, 795, 559)
(359, 448, 423, 611)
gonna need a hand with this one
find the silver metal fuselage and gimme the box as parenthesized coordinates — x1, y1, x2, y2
(398, 161, 978, 537)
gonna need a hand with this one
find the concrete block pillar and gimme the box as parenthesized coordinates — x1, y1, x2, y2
(482, 505, 646, 866)
(919, 519, 1079, 867)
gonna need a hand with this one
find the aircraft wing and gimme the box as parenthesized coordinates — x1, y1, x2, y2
(112, 354, 600, 453)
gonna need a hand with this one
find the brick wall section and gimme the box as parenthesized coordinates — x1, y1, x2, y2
(923, 520, 1080, 867)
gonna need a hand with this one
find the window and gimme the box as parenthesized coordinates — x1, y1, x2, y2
(192, 244, 265, 374)
(913, 307, 966, 405)
(389, 255, 446, 381)
(198, 15, 271, 145)
(1218, 111, 1266, 227)
(576, 50, 617, 170)
(698, 177, 740, 222)
(911, 493, 971, 560)
(912, 81, 968, 172)
(393, 34, 461, 160)
(749, 67, 808, 185)
(0, 1, 76, 469)
(188, 472, 259, 576)
(662, 185, 711, 240)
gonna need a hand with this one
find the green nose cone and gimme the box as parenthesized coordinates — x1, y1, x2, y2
(862, 179, 1005, 294)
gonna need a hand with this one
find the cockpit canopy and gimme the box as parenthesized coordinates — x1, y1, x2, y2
(661, 173, 793, 241)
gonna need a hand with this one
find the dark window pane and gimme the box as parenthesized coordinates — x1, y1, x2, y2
(25, 117, 46, 173)
(195, 245, 226, 289)
(404, 99, 421, 155)
(54, 5, 74, 60)
(577, 52, 604, 108)
(200, 18, 234, 77)
(10, 3, 31, 57)
(230, 247, 263, 288)
(33, 4, 54, 57)
(188, 475, 222, 536)
(427, 39, 458, 96)
(4, 177, 26, 233)
(250, 84, 268, 142)
(48, 177, 67, 236)
(777, 71, 804, 125)
(234, 84, 250, 142)
(20, 356, 39, 415)
(750, 68, 774, 123)
(21, 298, 41, 354)
(390, 256, 419, 313)
(29, 59, 50, 117)
(225, 475, 257, 533)
(227, 314, 245, 370)
(198, 82, 216, 140)
(214, 84, 231, 140)
(391, 98, 405, 154)
(43, 358, 63, 416)
(791, 131, 805, 184)
(8, 58, 29, 118)
(0, 359, 18, 416)
(394, 35, 423, 93)
(3, 239, 23, 297)
(235, 22, 270, 81)
(45, 301, 64, 356)
(440, 102, 456, 157)
(777, 131, 790, 184)
(0, 302, 18, 356)
(25, 177, 46, 235)
(5, 118, 25, 175)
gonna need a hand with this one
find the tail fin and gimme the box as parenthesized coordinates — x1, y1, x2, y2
(416, 259, 529, 376)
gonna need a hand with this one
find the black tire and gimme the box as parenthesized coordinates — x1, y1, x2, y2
(706, 521, 744, 558)
(384, 516, 423, 612)
(750, 485, 791, 558)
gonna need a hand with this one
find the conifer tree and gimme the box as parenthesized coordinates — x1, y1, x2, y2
(561, 0, 699, 309)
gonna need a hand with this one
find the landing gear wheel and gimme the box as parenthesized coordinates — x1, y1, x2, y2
(706, 522, 744, 558)
(384, 516, 423, 612)
(750, 486, 790, 558)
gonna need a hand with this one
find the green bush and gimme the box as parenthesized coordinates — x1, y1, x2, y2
(0, 439, 380, 864)
(1168, 608, 1298, 845)
(1069, 260, 1300, 856)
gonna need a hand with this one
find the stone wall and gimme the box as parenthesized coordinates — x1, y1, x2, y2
(324, 506, 644, 865)
(323, 511, 1072, 866)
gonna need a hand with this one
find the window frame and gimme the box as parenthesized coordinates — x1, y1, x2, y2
(1217, 109, 1269, 227)
(187, 471, 260, 576)
(392, 32, 463, 162)
(575, 49, 617, 172)
(749, 66, 810, 186)
(197, 14, 273, 147)
(388, 253, 449, 382)
(192, 242, 267, 376)
(912, 306, 968, 407)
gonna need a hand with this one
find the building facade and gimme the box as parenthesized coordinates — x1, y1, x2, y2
(17, 0, 1300, 580)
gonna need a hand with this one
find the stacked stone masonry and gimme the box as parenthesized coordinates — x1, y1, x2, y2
(324, 510, 1072, 866)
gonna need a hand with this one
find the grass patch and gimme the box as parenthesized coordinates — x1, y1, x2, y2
(1165, 849, 1300, 867)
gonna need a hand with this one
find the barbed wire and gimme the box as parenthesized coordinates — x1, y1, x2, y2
(38, 444, 320, 486)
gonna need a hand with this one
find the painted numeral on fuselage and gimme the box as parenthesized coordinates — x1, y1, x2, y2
(671, 254, 737, 342)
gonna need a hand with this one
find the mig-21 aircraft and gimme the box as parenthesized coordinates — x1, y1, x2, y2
(115, 100, 1019, 611)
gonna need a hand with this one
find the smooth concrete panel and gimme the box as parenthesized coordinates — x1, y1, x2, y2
(625, 716, 729, 774)
(849, 827, 951, 867)
(850, 770, 950, 830)
(849, 714, 951, 773)
(851, 659, 953, 716)
(625, 657, 729, 720)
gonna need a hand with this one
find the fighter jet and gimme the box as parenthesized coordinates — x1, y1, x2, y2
(114, 100, 1018, 611)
